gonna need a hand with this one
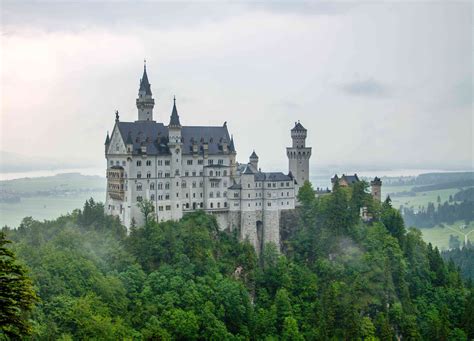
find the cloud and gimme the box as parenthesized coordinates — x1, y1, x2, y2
(340, 79, 389, 98)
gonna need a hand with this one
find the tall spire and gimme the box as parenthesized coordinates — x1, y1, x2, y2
(229, 135, 235, 152)
(139, 62, 152, 96)
(104, 131, 110, 145)
(169, 96, 181, 127)
(136, 61, 155, 121)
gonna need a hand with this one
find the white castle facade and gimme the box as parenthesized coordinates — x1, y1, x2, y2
(105, 66, 311, 253)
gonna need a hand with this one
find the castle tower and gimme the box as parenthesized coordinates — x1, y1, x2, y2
(286, 121, 312, 195)
(229, 135, 237, 179)
(249, 151, 259, 170)
(136, 63, 155, 121)
(371, 177, 382, 202)
(168, 97, 183, 220)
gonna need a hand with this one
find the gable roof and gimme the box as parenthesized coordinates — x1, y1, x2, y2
(116, 121, 231, 156)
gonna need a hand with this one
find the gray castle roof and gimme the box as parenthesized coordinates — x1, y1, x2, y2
(250, 150, 258, 159)
(116, 121, 231, 156)
(331, 173, 360, 185)
(139, 65, 152, 96)
(291, 121, 306, 131)
(254, 172, 292, 182)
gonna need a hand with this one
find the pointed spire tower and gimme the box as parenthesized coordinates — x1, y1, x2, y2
(136, 60, 155, 121)
(169, 96, 181, 128)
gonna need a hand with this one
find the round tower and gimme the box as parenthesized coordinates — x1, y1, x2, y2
(136, 62, 155, 121)
(286, 121, 312, 196)
(249, 150, 259, 170)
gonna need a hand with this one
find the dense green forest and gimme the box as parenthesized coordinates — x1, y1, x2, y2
(442, 242, 474, 281)
(1, 181, 473, 340)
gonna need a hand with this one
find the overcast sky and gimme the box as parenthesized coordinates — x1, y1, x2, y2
(1, 1, 472, 173)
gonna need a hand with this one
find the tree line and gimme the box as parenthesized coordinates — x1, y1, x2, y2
(1, 184, 473, 339)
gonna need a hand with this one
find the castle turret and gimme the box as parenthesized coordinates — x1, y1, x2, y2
(168, 96, 183, 221)
(371, 177, 382, 202)
(104, 131, 110, 154)
(249, 150, 259, 170)
(136, 63, 155, 121)
(286, 121, 312, 196)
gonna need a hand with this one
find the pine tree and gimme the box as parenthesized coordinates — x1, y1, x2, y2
(0, 232, 37, 338)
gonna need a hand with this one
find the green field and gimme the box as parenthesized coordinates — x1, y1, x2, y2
(418, 221, 474, 251)
(384, 186, 462, 209)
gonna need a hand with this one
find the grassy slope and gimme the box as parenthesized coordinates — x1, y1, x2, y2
(418, 221, 474, 251)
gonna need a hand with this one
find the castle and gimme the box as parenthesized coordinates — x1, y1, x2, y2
(104, 65, 311, 253)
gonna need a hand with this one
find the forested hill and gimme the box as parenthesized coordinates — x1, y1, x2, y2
(2, 182, 473, 340)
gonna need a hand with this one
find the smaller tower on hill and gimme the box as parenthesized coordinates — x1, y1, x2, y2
(371, 177, 382, 202)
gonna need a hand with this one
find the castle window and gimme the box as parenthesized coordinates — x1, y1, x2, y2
(158, 182, 163, 189)
(137, 172, 142, 179)
(137, 196, 143, 202)
(198, 159, 204, 165)
(158, 160, 163, 166)
(211, 203, 214, 208)
(182, 181, 186, 188)
(218, 159, 223, 165)
(165, 160, 170, 166)
(166, 205, 171, 210)
(137, 160, 142, 166)
(158, 171, 163, 177)
(187, 160, 193, 165)
(234, 193, 239, 198)
(268, 202, 271, 206)
(176, 193, 179, 198)
(286, 182, 289, 186)
(192, 182, 196, 188)
(192, 171, 196, 176)
(158, 195, 163, 200)
(186, 203, 189, 208)
(110, 160, 113, 165)
(223, 191, 227, 197)
(122, 161, 126, 166)
(210, 192, 214, 198)
(146, 160, 152, 166)
(150, 183, 155, 190)
(165, 183, 170, 189)
(217, 191, 221, 198)
(200, 171, 204, 176)
(147, 172, 151, 178)
(208, 159, 214, 165)
(165, 172, 170, 177)
(200, 202, 203, 208)
(151, 194, 155, 201)
(267, 183, 271, 188)
(165, 194, 170, 200)
(199, 182, 203, 188)
(248, 184, 250, 188)
(175, 170, 179, 176)
(159, 206, 163, 211)
(185, 171, 189, 177)
(248, 194, 251, 198)
(217, 202, 220, 208)
(223, 181, 227, 187)
(193, 193, 196, 198)
(273, 183, 276, 187)
(209, 171, 213, 176)
(281, 182, 284, 187)
(224, 202, 227, 208)
(137, 183, 142, 191)
(223, 170, 227, 176)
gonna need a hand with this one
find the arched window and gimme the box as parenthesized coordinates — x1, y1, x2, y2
(150, 183, 155, 190)
(210, 192, 214, 198)
(150, 194, 155, 201)
(137, 183, 142, 191)
(158, 182, 163, 189)
(209, 170, 214, 176)
(165, 182, 170, 189)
